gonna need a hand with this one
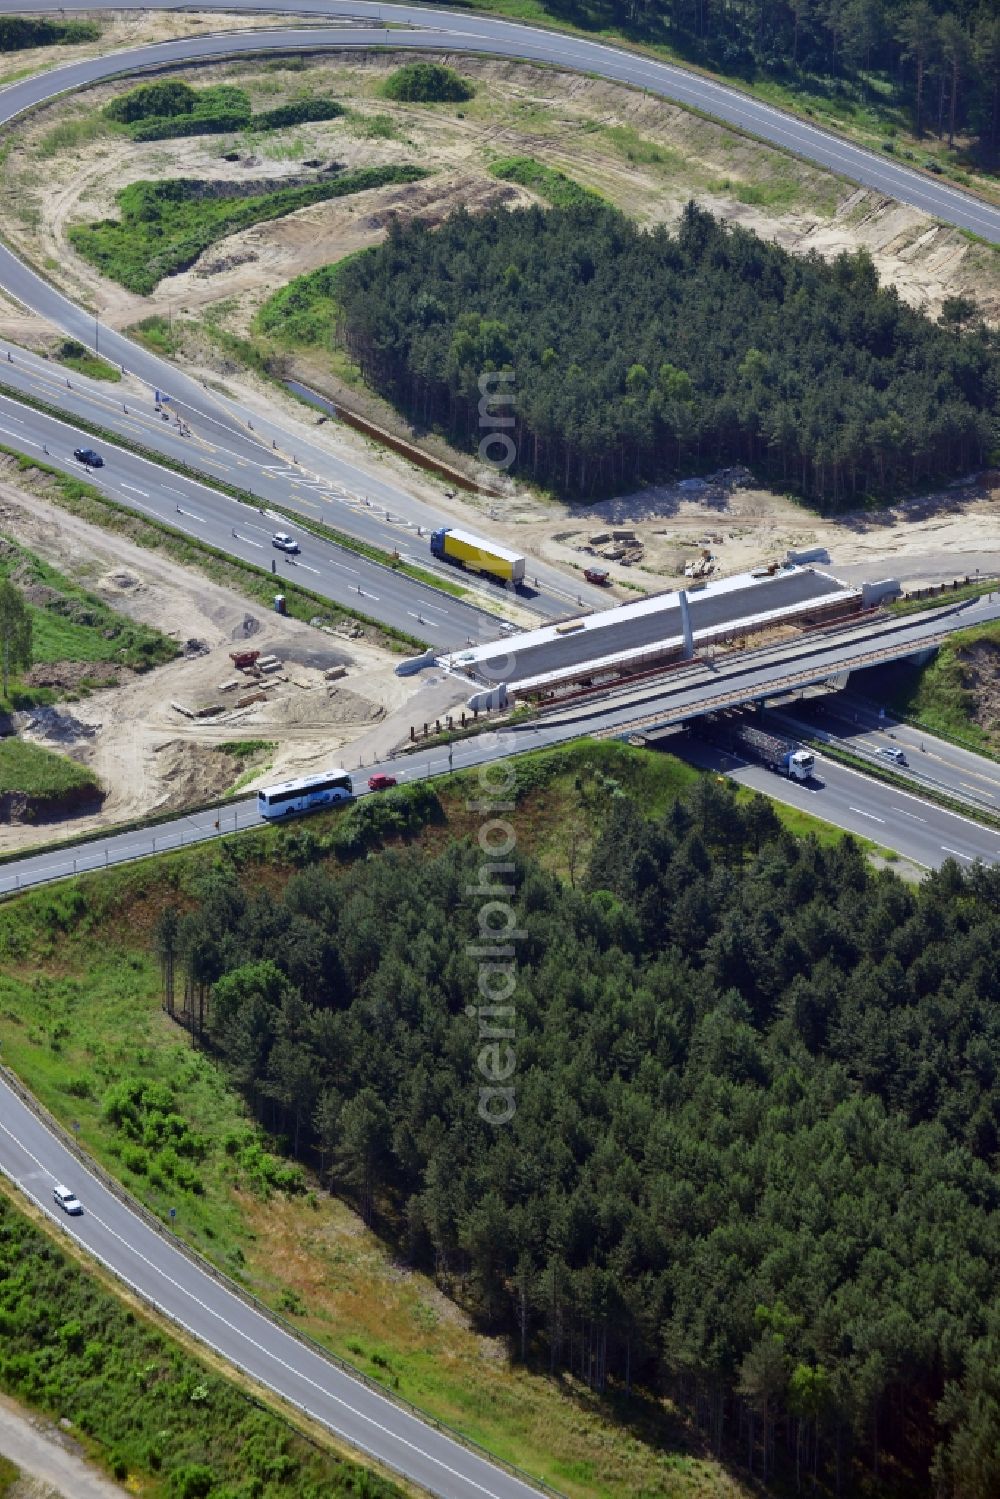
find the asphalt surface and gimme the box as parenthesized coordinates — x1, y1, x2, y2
(775, 689, 1000, 814)
(0, 1075, 547, 1499)
(464, 567, 848, 684)
(3, 592, 999, 899)
(5, 0, 1000, 245)
(0, 384, 500, 644)
(678, 738, 1000, 869)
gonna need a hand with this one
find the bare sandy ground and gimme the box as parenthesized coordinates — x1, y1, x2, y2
(0, 48, 996, 612)
(0, 481, 422, 851)
(0, 1392, 125, 1499)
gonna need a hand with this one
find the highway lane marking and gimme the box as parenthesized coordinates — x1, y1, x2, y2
(0, 1096, 520, 1499)
(848, 807, 885, 822)
(941, 846, 973, 860)
(121, 483, 149, 497)
(296, 562, 319, 574)
(898, 810, 927, 823)
(408, 612, 440, 629)
(235, 535, 263, 548)
(825, 757, 1000, 837)
(175, 507, 205, 523)
(0, 421, 41, 448)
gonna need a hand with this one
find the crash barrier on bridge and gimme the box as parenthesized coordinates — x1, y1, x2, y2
(0, 1062, 568, 1499)
(597, 627, 955, 742)
(394, 647, 437, 676)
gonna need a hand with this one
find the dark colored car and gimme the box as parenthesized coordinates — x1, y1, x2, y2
(73, 447, 103, 468)
(368, 774, 397, 792)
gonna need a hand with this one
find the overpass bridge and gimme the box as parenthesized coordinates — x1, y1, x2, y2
(0, 589, 994, 900)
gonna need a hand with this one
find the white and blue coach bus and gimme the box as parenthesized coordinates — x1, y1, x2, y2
(257, 769, 354, 819)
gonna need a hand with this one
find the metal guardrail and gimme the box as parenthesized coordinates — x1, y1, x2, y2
(0, 1065, 564, 1499)
(595, 630, 954, 741)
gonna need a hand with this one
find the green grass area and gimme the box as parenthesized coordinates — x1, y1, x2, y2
(102, 78, 344, 143)
(890, 578, 1000, 615)
(0, 1187, 403, 1499)
(0, 741, 869, 1499)
(55, 337, 121, 383)
(602, 123, 685, 170)
(0, 737, 101, 806)
(35, 112, 108, 159)
(379, 61, 475, 103)
(214, 738, 276, 797)
(882, 619, 1000, 757)
(488, 154, 602, 207)
(68, 166, 428, 294)
(124, 313, 184, 358)
(0, 533, 177, 709)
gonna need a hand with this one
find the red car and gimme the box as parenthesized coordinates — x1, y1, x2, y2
(368, 773, 397, 792)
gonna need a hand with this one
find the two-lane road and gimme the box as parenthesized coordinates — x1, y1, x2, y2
(3, 2, 998, 242)
(0, 1076, 549, 1499)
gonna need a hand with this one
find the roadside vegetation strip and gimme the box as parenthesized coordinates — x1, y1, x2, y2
(0, 376, 469, 607)
(67, 166, 429, 296)
(0, 442, 427, 654)
(879, 616, 1000, 762)
(54, 337, 121, 384)
(0, 15, 99, 49)
(0, 1185, 406, 1499)
(889, 578, 1000, 615)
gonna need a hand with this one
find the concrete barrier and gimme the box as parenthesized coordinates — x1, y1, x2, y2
(467, 684, 509, 713)
(395, 648, 438, 677)
(861, 578, 902, 608)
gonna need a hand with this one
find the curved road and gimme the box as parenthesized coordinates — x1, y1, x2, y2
(2, 1, 998, 245)
(0, 13, 997, 1499)
(0, 1075, 548, 1499)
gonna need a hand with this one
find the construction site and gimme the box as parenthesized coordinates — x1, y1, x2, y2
(448, 564, 901, 706)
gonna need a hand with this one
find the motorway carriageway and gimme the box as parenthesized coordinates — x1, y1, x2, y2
(0, 385, 501, 645)
(0, 346, 601, 622)
(778, 692, 1000, 813)
(4, 596, 1000, 897)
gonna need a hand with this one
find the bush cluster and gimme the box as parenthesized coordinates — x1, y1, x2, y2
(379, 62, 475, 103)
(103, 81, 344, 142)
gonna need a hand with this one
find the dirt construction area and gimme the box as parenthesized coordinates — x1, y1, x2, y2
(0, 38, 995, 635)
(0, 479, 423, 852)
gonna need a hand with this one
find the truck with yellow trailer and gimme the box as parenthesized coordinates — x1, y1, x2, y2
(430, 527, 526, 585)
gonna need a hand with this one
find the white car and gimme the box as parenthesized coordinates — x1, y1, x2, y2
(53, 1184, 83, 1216)
(497, 621, 518, 637)
(878, 746, 908, 767)
(271, 532, 300, 554)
